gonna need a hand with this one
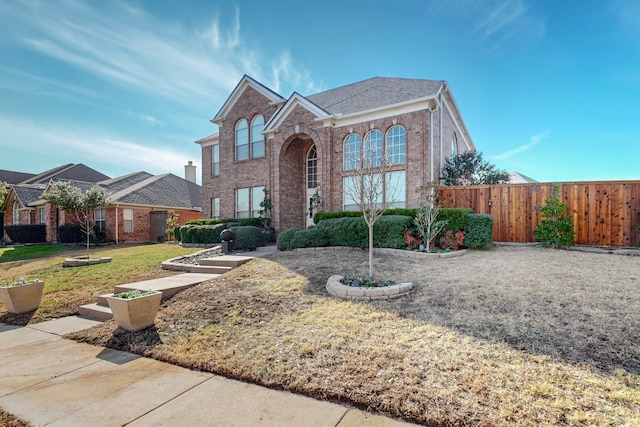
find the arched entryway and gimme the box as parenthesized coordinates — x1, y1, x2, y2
(278, 134, 316, 230)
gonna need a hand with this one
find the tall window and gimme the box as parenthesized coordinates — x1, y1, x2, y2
(123, 208, 134, 233)
(451, 133, 458, 157)
(211, 197, 220, 219)
(236, 186, 265, 218)
(386, 126, 406, 165)
(212, 144, 220, 176)
(236, 115, 264, 161)
(250, 115, 265, 158)
(251, 186, 264, 217)
(342, 171, 406, 210)
(94, 208, 106, 232)
(235, 119, 249, 161)
(38, 207, 46, 224)
(307, 145, 317, 189)
(343, 134, 361, 170)
(363, 130, 383, 167)
(12, 201, 19, 225)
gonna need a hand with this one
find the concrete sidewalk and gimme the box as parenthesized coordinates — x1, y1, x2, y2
(0, 316, 418, 426)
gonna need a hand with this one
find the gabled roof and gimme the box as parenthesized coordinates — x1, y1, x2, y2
(0, 170, 36, 185)
(10, 184, 46, 208)
(306, 77, 445, 116)
(20, 164, 110, 184)
(109, 173, 201, 209)
(263, 92, 330, 135)
(508, 171, 537, 184)
(211, 75, 285, 125)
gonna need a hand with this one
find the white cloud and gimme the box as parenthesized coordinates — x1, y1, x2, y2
(492, 130, 550, 160)
(1, 0, 318, 107)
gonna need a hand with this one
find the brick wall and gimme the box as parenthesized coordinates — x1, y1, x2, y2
(199, 83, 472, 232)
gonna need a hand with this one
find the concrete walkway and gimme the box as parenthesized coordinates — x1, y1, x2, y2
(0, 316, 418, 427)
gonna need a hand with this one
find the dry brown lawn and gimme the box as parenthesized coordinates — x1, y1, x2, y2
(68, 246, 640, 426)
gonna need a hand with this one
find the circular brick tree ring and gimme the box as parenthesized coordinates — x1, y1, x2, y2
(326, 275, 413, 300)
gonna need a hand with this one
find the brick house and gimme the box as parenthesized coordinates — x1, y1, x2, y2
(2, 165, 202, 244)
(197, 75, 475, 231)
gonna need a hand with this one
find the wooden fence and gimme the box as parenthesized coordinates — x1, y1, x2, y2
(440, 181, 640, 247)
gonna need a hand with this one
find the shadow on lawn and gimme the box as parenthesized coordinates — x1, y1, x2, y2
(286, 252, 640, 377)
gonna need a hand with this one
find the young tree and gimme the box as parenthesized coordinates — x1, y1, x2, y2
(535, 184, 575, 248)
(44, 181, 112, 252)
(165, 210, 179, 241)
(414, 183, 447, 252)
(258, 188, 273, 228)
(442, 151, 510, 185)
(0, 181, 7, 211)
(342, 135, 400, 279)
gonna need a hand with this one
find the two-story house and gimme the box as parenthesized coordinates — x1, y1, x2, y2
(197, 75, 475, 231)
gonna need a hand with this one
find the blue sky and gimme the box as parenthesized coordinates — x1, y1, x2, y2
(1, 0, 638, 184)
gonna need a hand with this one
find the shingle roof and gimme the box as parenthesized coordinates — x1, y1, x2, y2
(20, 164, 110, 184)
(109, 173, 201, 209)
(0, 170, 36, 185)
(11, 184, 46, 207)
(306, 77, 444, 116)
(99, 172, 154, 194)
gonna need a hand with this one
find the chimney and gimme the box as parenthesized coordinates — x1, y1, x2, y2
(184, 161, 196, 183)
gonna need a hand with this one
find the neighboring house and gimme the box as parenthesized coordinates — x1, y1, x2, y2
(1, 164, 109, 230)
(197, 75, 476, 231)
(2, 165, 202, 244)
(508, 171, 537, 184)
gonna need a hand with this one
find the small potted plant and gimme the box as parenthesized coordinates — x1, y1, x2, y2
(105, 289, 162, 331)
(0, 278, 45, 314)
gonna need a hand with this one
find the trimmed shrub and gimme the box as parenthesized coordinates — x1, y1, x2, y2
(230, 226, 262, 250)
(373, 215, 413, 249)
(276, 229, 300, 251)
(289, 228, 330, 249)
(438, 208, 474, 232)
(463, 214, 493, 249)
(317, 217, 368, 247)
(180, 225, 198, 243)
(173, 225, 181, 242)
(313, 211, 362, 224)
(259, 227, 276, 244)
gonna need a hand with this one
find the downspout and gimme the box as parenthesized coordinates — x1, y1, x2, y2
(115, 205, 119, 244)
(429, 107, 434, 182)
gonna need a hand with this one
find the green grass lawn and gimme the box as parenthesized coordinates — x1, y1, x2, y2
(0, 244, 74, 262)
(0, 243, 201, 324)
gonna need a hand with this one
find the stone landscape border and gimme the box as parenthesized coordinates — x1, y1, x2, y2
(63, 256, 112, 268)
(326, 275, 413, 300)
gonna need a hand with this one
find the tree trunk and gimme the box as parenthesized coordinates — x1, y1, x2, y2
(368, 222, 374, 279)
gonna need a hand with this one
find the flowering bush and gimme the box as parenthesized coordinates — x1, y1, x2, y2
(439, 230, 465, 251)
(403, 228, 422, 250)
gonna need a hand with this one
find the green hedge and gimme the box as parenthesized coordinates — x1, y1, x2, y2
(229, 226, 263, 250)
(289, 228, 330, 249)
(314, 208, 471, 231)
(276, 229, 300, 251)
(438, 208, 474, 232)
(463, 214, 493, 249)
(314, 215, 412, 249)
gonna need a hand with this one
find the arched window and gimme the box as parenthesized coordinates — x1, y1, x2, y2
(363, 130, 383, 167)
(250, 115, 265, 158)
(235, 119, 249, 161)
(12, 201, 19, 225)
(386, 125, 406, 165)
(451, 133, 457, 157)
(343, 133, 361, 170)
(307, 145, 318, 189)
